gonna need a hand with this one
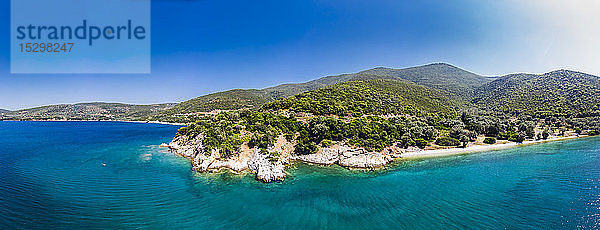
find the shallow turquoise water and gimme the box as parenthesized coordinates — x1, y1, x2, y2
(1, 121, 599, 229)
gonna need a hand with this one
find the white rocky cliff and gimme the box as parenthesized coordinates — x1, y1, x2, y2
(168, 136, 413, 183)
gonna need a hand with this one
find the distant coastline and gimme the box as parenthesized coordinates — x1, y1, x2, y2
(117, 120, 187, 126)
(1, 119, 187, 126)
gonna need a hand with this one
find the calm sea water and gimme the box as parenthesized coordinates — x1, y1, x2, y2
(0, 121, 599, 229)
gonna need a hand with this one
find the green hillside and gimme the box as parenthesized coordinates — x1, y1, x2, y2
(4, 102, 174, 120)
(162, 63, 487, 115)
(262, 79, 457, 117)
(160, 89, 271, 115)
(473, 70, 600, 117)
(263, 63, 490, 101)
(358, 63, 492, 99)
(170, 67, 600, 160)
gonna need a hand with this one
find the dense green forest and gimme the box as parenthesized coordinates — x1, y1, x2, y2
(177, 110, 443, 156)
(262, 79, 457, 117)
(176, 111, 301, 158)
(176, 108, 600, 159)
(357, 63, 492, 99)
(167, 65, 600, 160)
(473, 70, 600, 117)
(175, 72, 600, 159)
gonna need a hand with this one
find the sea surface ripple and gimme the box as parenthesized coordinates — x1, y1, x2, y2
(0, 121, 599, 229)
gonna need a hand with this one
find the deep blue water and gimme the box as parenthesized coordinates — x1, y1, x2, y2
(1, 121, 599, 229)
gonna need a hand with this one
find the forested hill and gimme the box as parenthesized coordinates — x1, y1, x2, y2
(262, 79, 457, 117)
(263, 63, 490, 100)
(161, 63, 488, 115)
(159, 89, 270, 115)
(173, 69, 600, 172)
(356, 63, 491, 99)
(164, 65, 600, 119)
(473, 70, 600, 117)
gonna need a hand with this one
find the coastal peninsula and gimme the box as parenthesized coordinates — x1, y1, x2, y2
(163, 64, 600, 182)
(167, 114, 594, 183)
(4, 64, 599, 183)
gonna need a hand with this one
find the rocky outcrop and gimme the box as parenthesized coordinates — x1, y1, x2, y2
(248, 149, 286, 182)
(169, 135, 203, 159)
(169, 135, 414, 182)
(208, 154, 249, 172)
(292, 144, 397, 169)
(292, 147, 339, 165)
(337, 148, 393, 168)
(169, 135, 285, 182)
(384, 145, 422, 158)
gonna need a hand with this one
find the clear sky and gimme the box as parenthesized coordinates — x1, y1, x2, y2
(1, 0, 599, 110)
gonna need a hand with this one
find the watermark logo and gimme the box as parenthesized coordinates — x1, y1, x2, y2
(11, 0, 151, 74)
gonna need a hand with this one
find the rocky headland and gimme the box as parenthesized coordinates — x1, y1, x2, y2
(167, 134, 420, 182)
(167, 133, 588, 183)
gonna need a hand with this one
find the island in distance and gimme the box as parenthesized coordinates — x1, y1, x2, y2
(3, 63, 600, 182)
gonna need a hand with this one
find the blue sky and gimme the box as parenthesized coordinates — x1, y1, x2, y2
(1, 0, 599, 110)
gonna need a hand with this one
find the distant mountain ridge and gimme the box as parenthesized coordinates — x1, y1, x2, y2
(264, 63, 490, 100)
(162, 63, 490, 115)
(0, 109, 11, 114)
(355, 63, 490, 99)
(4, 63, 600, 121)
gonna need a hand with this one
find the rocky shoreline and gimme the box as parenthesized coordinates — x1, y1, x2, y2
(290, 145, 423, 169)
(167, 133, 589, 183)
(167, 134, 419, 182)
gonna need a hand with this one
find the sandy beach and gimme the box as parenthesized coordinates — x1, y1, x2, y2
(401, 135, 589, 159)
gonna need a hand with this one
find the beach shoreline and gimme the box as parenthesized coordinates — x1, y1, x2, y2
(400, 135, 589, 160)
(167, 128, 595, 182)
(2, 120, 590, 182)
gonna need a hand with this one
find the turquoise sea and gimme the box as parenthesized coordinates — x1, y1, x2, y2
(1, 121, 599, 229)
